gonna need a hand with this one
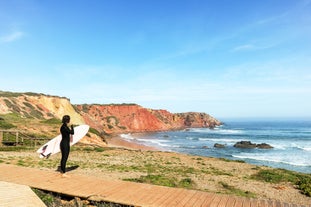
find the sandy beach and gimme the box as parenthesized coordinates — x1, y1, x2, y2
(0, 136, 310, 205)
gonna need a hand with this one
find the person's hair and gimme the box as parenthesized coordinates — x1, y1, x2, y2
(62, 115, 70, 124)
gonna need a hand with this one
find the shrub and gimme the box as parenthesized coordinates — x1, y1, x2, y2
(124, 174, 177, 187)
(42, 118, 61, 125)
(297, 176, 311, 196)
(251, 168, 311, 197)
(0, 119, 15, 129)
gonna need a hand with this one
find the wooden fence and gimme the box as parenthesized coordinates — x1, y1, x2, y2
(0, 130, 49, 147)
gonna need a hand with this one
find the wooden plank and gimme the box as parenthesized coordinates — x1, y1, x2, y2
(117, 183, 155, 205)
(155, 188, 186, 207)
(200, 193, 217, 207)
(105, 182, 147, 204)
(243, 198, 252, 207)
(158, 188, 187, 207)
(250, 198, 259, 207)
(225, 196, 237, 207)
(275, 200, 283, 207)
(133, 185, 175, 207)
(0, 181, 46, 207)
(186, 191, 211, 207)
(258, 199, 268, 207)
(62, 179, 103, 198)
(233, 196, 244, 207)
(172, 189, 197, 207)
(141, 186, 172, 206)
(217, 194, 229, 207)
(209, 194, 222, 207)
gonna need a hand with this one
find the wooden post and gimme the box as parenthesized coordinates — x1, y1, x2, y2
(16, 131, 19, 145)
(0, 131, 3, 146)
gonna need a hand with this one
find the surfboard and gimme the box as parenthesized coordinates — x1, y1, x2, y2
(36, 124, 90, 158)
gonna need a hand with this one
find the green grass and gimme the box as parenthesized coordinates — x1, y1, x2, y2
(125, 174, 175, 187)
(218, 158, 246, 163)
(251, 168, 311, 197)
(251, 168, 299, 183)
(89, 127, 101, 136)
(33, 188, 133, 207)
(0, 119, 16, 129)
(219, 181, 256, 198)
(41, 118, 61, 125)
(125, 174, 196, 189)
(0, 146, 35, 151)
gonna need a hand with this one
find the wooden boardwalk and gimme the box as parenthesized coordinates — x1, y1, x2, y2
(0, 181, 46, 207)
(0, 164, 308, 207)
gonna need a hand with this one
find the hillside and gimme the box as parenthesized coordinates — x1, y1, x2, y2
(0, 91, 221, 144)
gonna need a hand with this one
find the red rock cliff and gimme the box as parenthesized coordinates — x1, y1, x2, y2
(75, 104, 221, 134)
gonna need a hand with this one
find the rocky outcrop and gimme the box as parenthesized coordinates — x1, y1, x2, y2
(75, 104, 222, 134)
(233, 141, 273, 149)
(234, 141, 257, 148)
(214, 143, 226, 148)
(256, 143, 274, 149)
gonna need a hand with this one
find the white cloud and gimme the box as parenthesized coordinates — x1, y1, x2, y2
(0, 31, 24, 43)
(232, 44, 254, 52)
(231, 42, 278, 52)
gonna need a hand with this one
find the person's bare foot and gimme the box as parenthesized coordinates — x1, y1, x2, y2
(61, 173, 70, 178)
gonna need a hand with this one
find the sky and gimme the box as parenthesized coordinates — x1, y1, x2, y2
(0, 0, 311, 119)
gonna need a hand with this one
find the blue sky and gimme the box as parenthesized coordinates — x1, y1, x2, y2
(0, 0, 310, 118)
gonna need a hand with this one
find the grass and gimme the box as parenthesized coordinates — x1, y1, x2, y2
(0, 118, 16, 129)
(124, 174, 196, 189)
(219, 181, 256, 198)
(251, 168, 311, 197)
(0, 146, 35, 151)
(41, 118, 61, 125)
(32, 188, 132, 207)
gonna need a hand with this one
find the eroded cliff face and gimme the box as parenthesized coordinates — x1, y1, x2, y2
(75, 104, 221, 134)
(0, 92, 84, 124)
(0, 91, 221, 136)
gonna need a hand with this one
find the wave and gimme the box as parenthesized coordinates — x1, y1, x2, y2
(120, 133, 136, 140)
(138, 138, 172, 147)
(232, 154, 311, 167)
(295, 146, 311, 151)
(190, 128, 244, 135)
(198, 138, 238, 143)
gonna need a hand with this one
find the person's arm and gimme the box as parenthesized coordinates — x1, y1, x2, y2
(70, 125, 74, 134)
(70, 125, 74, 142)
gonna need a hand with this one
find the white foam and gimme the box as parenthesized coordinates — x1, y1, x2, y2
(296, 146, 311, 151)
(138, 138, 171, 147)
(232, 154, 311, 167)
(198, 138, 237, 143)
(191, 128, 244, 134)
(120, 133, 135, 140)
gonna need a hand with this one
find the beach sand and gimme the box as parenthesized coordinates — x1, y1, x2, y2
(105, 136, 158, 151)
(0, 136, 310, 205)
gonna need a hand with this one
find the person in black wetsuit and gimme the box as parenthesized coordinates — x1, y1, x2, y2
(60, 115, 74, 177)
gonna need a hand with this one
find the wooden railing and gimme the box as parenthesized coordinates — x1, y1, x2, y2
(0, 130, 49, 147)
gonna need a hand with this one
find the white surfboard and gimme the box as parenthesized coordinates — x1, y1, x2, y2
(36, 124, 90, 158)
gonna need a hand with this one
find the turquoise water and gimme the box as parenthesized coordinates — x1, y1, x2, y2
(120, 119, 311, 173)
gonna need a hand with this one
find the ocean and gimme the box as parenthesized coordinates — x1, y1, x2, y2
(120, 119, 311, 174)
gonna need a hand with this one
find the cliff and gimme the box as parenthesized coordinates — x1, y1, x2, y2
(75, 104, 221, 134)
(0, 91, 221, 137)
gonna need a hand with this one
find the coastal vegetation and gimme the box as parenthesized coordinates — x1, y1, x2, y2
(251, 168, 311, 196)
(1, 146, 311, 205)
(33, 188, 131, 207)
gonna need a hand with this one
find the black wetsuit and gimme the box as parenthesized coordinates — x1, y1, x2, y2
(60, 123, 74, 173)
